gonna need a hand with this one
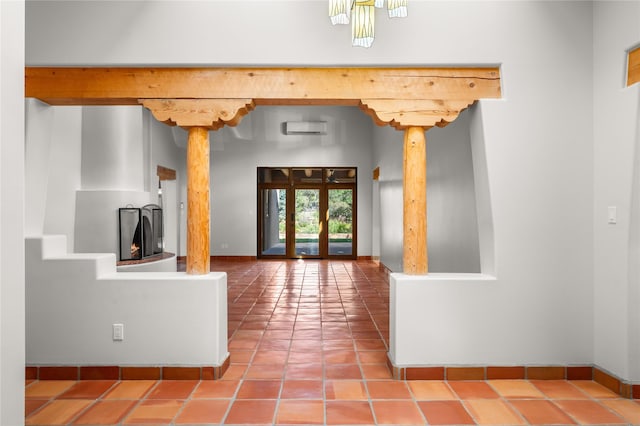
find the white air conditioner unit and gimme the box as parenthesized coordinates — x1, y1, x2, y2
(284, 121, 328, 135)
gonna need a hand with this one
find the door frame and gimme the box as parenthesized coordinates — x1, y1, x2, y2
(257, 167, 357, 260)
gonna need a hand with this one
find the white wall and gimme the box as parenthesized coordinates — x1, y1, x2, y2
(81, 107, 144, 192)
(372, 109, 482, 273)
(149, 113, 185, 255)
(469, 103, 496, 276)
(24, 0, 640, 380)
(76, 106, 152, 254)
(44, 108, 82, 251)
(593, 1, 640, 382)
(19, 104, 186, 257)
(372, 1, 592, 368)
(174, 106, 374, 257)
(0, 0, 25, 423)
(25, 99, 54, 238)
(372, 125, 406, 272)
(25, 101, 82, 252)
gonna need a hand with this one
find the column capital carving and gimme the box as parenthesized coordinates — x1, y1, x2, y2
(140, 98, 255, 130)
(359, 99, 475, 130)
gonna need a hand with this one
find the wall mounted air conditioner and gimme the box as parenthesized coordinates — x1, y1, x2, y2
(284, 121, 328, 135)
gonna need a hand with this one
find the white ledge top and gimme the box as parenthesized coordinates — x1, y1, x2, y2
(391, 273, 496, 282)
(100, 271, 227, 281)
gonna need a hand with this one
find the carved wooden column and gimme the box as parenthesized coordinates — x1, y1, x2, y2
(186, 127, 210, 274)
(141, 98, 254, 275)
(402, 127, 427, 274)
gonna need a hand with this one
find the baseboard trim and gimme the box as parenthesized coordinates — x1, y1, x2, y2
(178, 256, 379, 262)
(385, 355, 639, 399)
(378, 261, 392, 276)
(210, 256, 257, 261)
(177, 256, 258, 262)
(26, 355, 231, 381)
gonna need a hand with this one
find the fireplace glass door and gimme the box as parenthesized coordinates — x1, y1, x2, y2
(119, 204, 163, 261)
(119, 207, 142, 260)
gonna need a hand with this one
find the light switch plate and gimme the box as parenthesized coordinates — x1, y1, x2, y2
(113, 323, 124, 341)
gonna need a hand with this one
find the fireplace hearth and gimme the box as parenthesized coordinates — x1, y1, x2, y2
(119, 204, 163, 261)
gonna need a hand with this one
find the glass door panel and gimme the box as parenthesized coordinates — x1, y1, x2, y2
(295, 188, 320, 257)
(260, 188, 287, 256)
(328, 188, 353, 256)
(258, 167, 356, 260)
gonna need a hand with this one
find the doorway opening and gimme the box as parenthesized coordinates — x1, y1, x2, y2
(257, 167, 357, 259)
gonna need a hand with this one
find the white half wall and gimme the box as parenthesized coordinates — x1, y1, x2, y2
(390, 272, 592, 366)
(26, 236, 228, 366)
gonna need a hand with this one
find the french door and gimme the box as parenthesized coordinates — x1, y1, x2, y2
(258, 167, 357, 259)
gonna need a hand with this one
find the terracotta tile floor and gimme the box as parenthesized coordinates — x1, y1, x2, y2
(25, 259, 640, 425)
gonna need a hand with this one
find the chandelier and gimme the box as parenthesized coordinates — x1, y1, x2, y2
(329, 0, 408, 48)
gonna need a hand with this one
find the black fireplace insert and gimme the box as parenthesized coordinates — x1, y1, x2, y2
(118, 204, 163, 261)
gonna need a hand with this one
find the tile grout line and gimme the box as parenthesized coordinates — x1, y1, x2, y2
(536, 380, 590, 425)
(483, 380, 532, 425)
(116, 380, 158, 426)
(168, 378, 202, 425)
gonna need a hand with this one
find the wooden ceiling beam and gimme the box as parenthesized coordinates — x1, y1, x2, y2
(26, 67, 501, 106)
(628, 46, 640, 86)
(26, 66, 501, 130)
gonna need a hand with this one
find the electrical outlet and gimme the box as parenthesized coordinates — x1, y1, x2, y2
(113, 323, 124, 341)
